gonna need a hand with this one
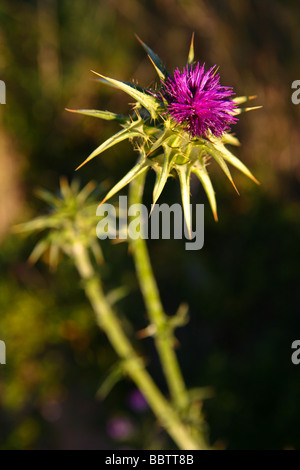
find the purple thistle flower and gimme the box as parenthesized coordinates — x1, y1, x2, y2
(162, 63, 238, 138)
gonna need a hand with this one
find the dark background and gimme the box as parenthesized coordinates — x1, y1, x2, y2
(0, 0, 299, 449)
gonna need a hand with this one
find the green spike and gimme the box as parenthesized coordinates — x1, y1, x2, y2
(34, 188, 60, 207)
(203, 144, 239, 194)
(59, 176, 72, 199)
(95, 77, 148, 94)
(210, 140, 260, 185)
(70, 179, 81, 194)
(77, 181, 97, 204)
(49, 242, 60, 270)
(192, 162, 218, 221)
(28, 238, 50, 264)
(135, 35, 170, 81)
(96, 364, 124, 400)
(100, 160, 150, 205)
(76, 122, 143, 170)
(151, 146, 173, 210)
(222, 133, 240, 147)
(233, 95, 257, 105)
(66, 108, 129, 124)
(14, 216, 56, 233)
(177, 165, 192, 239)
(187, 33, 195, 65)
(90, 240, 104, 265)
(235, 105, 262, 115)
(91, 71, 160, 119)
(147, 128, 173, 156)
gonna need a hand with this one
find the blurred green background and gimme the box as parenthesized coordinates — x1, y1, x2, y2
(0, 0, 300, 450)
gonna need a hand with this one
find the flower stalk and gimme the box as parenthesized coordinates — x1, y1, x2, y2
(16, 180, 207, 449)
(129, 170, 188, 412)
(72, 240, 206, 450)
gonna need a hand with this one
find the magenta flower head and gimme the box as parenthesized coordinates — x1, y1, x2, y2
(163, 64, 238, 138)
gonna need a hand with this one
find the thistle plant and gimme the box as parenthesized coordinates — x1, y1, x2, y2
(16, 178, 207, 450)
(18, 36, 260, 450)
(68, 35, 260, 227)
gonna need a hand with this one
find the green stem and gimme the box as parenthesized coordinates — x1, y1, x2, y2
(128, 171, 189, 412)
(72, 241, 205, 450)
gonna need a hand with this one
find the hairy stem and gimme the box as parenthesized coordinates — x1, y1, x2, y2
(128, 171, 189, 412)
(72, 241, 205, 450)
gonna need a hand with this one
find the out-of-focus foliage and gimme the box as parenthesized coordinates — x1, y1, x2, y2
(0, 0, 300, 449)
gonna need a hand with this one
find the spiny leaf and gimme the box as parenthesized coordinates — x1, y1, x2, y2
(211, 140, 260, 185)
(147, 128, 173, 156)
(151, 146, 173, 210)
(106, 286, 129, 306)
(235, 105, 262, 115)
(34, 188, 60, 207)
(14, 216, 57, 233)
(91, 71, 160, 119)
(28, 238, 50, 264)
(192, 162, 218, 221)
(76, 122, 143, 170)
(233, 95, 257, 105)
(96, 364, 124, 400)
(136, 35, 169, 81)
(177, 165, 192, 239)
(204, 144, 239, 194)
(90, 240, 104, 265)
(187, 33, 195, 65)
(49, 241, 60, 271)
(222, 133, 240, 147)
(70, 179, 81, 193)
(77, 181, 97, 204)
(100, 160, 150, 205)
(66, 108, 129, 124)
(95, 77, 148, 94)
(60, 176, 73, 199)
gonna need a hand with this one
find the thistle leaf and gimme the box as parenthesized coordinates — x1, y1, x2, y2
(106, 286, 129, 306)
(177, 165, 192, 239)
(96, 363, 124, 400)
(60, 176, 73, 199)
(88, 238, 104, 265)
(233, 95, 257, 105)
(222, 133, 240, 147)
(28, 238, 50, 264)
(91, 71, 160, 119)
(211, 141, 260, 185)
(151, 146, 173, 209)
(49, 241, 60, 271)
(187, 33, 195, 65)
(100, 160, 150, 205)
(235, 105, 262, 115)
(34, 188, 60, 207)
(77, 181, 97, 204)
(95, 77, 148, 94)
(136, 35, 169, 81)
(14, 216, 57, 233)
(192, 162, 218, 221)
(147, 128, 173, 156)
(66, 108, 129, 124)
(76, 122, 143, 170)
(204, 144, 239, 194)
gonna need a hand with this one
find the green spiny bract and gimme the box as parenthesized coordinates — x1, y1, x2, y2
(67, 36, 260, 234)
(14, 178, 104, 270)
